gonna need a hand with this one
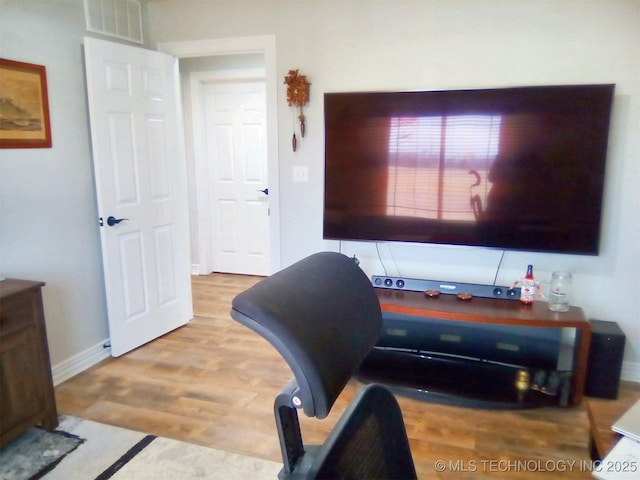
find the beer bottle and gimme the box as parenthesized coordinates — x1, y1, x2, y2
(520, 264, 536, 305)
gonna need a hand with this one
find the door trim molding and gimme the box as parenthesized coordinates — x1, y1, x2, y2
(158, 35, 281, 275)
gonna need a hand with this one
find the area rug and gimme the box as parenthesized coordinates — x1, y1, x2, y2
(0, 426, 83, 480)
(0, 416, 281, 480)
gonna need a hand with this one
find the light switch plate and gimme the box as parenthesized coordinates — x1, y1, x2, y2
(293, 166, 309, 183)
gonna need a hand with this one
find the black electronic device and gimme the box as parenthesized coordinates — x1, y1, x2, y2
(324, 84, 615, 255)
(585, 319, 625, 399)
(372, 275, 521, 300)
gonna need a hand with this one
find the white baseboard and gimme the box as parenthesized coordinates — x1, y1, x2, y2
(191, 263, 200, 275)
(621, 360, 640, 383)
(52, 339, 111, 386)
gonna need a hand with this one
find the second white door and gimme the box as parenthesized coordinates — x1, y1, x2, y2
(204, 80, 270, 275)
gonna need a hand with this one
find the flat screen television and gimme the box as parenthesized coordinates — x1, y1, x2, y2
(323, 84, 615, 255)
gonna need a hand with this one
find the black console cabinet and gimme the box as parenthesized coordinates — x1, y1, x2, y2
(358, 289, 591, 408)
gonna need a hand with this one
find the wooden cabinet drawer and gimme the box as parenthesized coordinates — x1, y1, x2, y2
(0, 292, 36, 333)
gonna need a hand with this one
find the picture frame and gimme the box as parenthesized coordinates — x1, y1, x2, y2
(0, 58, 52, 148)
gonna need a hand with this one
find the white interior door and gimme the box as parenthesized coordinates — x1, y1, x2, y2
(84, 37, 192, 357)
(204, 80, 270, 275)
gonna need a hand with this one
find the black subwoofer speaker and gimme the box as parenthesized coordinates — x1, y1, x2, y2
(585, 319, 625, 399)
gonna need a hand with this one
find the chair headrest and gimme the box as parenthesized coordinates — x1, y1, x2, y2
(230, 252, 382, 419)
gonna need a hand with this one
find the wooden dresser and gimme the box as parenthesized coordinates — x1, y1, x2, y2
(0, 279, 58, 447)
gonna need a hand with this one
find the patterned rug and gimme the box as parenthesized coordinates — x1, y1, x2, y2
(0, 416, 281, 480)
(0, 426, 83, 480)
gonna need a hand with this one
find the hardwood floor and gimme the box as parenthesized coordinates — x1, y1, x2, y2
(55, 273, 640, 479)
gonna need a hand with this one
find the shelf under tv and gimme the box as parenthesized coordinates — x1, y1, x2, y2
(357, 288, 591, 409)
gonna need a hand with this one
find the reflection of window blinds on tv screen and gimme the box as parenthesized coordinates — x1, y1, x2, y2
(323, 84, 615, 255)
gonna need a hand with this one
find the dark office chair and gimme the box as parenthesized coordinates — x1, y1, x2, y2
(230, 251, 417, 480)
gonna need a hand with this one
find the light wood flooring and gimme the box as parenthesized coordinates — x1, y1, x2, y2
(55, 273, 640, 479)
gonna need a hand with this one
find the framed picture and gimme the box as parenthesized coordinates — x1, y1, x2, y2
(0, 58, 52, 148)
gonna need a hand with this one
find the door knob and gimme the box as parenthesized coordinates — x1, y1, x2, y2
(107, 216, 128, 226)
(257, 188, 269, 195)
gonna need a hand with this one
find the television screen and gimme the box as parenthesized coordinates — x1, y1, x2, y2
(323, 84, 614, 255)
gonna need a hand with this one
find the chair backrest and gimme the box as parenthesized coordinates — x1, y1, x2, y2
(310, 383, 417, 480)
(230, 252, 416, 479)
(230, 251, 382, 419)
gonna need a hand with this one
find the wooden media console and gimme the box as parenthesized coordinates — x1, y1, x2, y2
(358, 288, 591, 408)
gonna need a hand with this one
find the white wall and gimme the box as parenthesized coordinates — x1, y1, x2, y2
(0, 1, 110, 380)
(0, 0, 638, 383)
(146, 0, 640, 378)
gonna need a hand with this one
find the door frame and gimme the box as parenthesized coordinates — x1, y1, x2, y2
(158, 35, 281, 275)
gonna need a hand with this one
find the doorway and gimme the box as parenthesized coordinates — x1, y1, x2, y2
(158, 36, 281, 276)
